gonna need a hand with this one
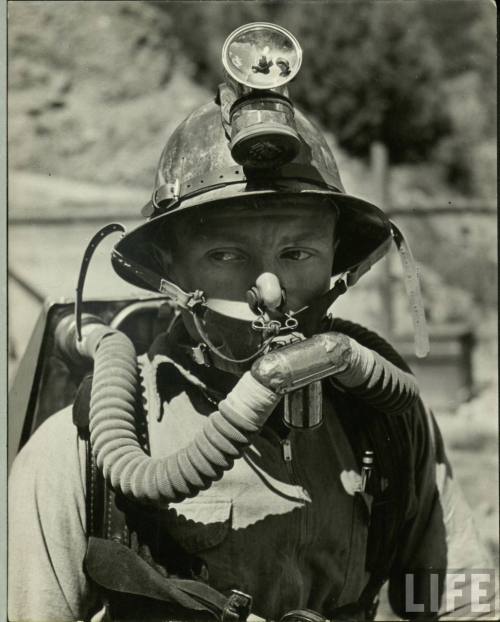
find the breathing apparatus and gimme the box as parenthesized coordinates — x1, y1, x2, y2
(51, 25, 431, 621)
(61, 22, 428, 510)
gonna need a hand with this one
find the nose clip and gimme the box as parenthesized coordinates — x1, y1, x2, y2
(246, 272, 286, 314)
(246, 273, 298, 339)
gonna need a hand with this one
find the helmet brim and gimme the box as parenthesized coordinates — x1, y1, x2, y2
(112, 187, 392, 292)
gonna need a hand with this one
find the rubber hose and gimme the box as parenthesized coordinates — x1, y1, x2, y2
(329, 318, 418, 415)
(333, 337, 419, 415)
(88, 331, 280, 505)
(88, 327, 418, 506)
(330, 318, 412, 373)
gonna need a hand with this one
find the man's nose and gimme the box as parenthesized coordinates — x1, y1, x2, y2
(253, 252, 283, 280)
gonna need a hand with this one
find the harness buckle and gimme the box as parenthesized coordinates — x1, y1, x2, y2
(191, 343, 212, 367)
(186, 289, 206, 310)
(221, 589, 253, 621)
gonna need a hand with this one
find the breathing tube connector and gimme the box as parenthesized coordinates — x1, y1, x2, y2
(252, 331, 419, 415)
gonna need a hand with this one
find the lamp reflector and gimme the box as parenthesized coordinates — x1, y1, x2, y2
(222, 22, 302, 90)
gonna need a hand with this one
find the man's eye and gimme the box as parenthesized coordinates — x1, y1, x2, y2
(281, 249, 313, 261)
(208, 250, 246, 262)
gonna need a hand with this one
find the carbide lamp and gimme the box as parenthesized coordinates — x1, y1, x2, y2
(220, 22, 303, 169)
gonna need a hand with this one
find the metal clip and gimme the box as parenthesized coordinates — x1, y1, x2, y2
(281, 438, 293, 462)
(191, 343, 211, 367)
(360, 450, 374, 493)
(222, 589, 253, 621)
(152, 179, 180, 213)
(186, 289, 206, 310)
(158, 280, 205, 311)
(251, 313, 298, 336)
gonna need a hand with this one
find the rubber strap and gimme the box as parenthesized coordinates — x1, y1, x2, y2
(75, 223, 126, 341)
(391, 223, 430, 358)
(111, 251, 206, 310)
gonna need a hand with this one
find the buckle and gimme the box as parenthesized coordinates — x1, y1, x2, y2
(152, 180, 180, 212)
(221, 589, 253, 621)
(186, 289, 206, 310)
(190, 343, 211, 367)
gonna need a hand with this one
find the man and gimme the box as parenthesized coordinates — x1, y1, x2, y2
(9, 23, 495, 622)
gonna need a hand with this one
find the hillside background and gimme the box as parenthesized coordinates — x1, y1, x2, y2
(7, 1, 498, 617)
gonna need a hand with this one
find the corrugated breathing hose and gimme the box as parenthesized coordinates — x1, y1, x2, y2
(72, 320, 419, 506)
(85, 327, 280, 505)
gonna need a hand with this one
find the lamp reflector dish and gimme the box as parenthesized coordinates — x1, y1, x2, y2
(222, 22, 302, 90)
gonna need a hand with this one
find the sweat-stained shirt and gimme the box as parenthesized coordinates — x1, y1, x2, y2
(8, 326, 496, 622)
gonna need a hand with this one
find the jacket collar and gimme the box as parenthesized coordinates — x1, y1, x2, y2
(145, 316, 238, 399)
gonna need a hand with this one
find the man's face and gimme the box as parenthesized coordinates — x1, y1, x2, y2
(163, 201, 337, 312)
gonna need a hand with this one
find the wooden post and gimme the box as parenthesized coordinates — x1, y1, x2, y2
(370, 142, 394, 338)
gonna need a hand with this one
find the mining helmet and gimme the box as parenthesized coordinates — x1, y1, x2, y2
(111, 22, 429, 362)
(112, 96, 392, 289)
(112, 22, 393, 290)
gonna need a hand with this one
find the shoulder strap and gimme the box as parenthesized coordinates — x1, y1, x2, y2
(328, 318, 413, 615)
(73, 373, 134, 544)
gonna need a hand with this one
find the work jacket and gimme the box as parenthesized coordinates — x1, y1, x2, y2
(8, 322, 494, 622)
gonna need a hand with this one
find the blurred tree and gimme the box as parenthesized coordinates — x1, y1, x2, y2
(150, 1, 283, 84)
(284, 2, 450, 163)
(420, 0, 496, 197)
(421, 0, 496, 88)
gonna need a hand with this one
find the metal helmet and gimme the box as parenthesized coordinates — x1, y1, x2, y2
(110, 23, 428, 361)
(112, 98, 392, 292)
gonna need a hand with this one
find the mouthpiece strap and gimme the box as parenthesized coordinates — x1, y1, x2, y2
(111, 251, 206, 310)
